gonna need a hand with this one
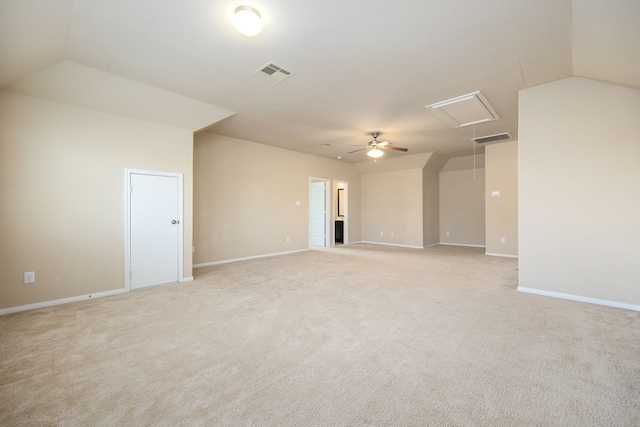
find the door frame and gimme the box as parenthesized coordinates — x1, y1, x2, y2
(124, 169, 184, 291)
(309, 177, 331, 247)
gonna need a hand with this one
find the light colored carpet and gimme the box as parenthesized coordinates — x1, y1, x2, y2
(1, 244, 639, 426)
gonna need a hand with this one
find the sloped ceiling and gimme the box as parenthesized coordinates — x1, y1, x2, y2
(1, 0, 638, 161)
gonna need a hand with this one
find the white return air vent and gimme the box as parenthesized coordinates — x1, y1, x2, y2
(426, 91, 499, 128)
(472, 132, 512, 144)
(254, 62, 294, 84)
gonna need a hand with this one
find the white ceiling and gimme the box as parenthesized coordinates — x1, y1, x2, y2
(1, 0, 638, 162)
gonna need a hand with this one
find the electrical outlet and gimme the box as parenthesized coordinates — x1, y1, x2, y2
(391, 232, 394, 237)
(286, 236, 290, 242)
(500, 237, 506, 244)
(446, 231, 450, 236)
(24, 272, 35, 284)
(380, 231, 384, 236)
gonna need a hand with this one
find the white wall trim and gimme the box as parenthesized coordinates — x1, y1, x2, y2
(180, 276, 194, 282)
(359, 241, 424, 250)
(0, 288, 127, 316)
(517, 287, 640, 312)
(439, 242, 486, 248)
(485, 252, 519, 258)
(193, 249, 309, 268)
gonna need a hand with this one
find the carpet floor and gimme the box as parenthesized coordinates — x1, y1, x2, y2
(1, 244, 639, 426)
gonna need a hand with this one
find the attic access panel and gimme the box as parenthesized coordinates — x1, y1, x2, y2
(426, 91, 499, 128)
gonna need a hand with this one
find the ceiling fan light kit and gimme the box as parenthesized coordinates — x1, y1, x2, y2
(348, 131, 408, 161)
(367, 147, 384, 158)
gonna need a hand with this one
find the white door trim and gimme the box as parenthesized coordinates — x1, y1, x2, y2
(124, 169, 184, 291)
(309, 177, 331, 247)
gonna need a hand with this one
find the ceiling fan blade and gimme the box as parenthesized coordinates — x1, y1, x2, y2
(381, 146, 408, 152)
(377, 141, 391, 147)
(348, 147, 368, 154)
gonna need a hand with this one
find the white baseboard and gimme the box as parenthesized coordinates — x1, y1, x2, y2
(485, 252, 519, 258)
(193, 249, 309, 268)
(439, 242, 486, 248)
(517, 287, 640, 312)
(0, 288, 128, 316)
(180, 276, 194, 282)
(359, 241, 424, 249)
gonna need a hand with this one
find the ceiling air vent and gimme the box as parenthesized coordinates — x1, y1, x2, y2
(254, 62, 294, 84)
(426, 91, 499, 128)
(472, 132, 512, 144)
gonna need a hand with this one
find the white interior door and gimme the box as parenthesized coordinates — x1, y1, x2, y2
(309, 179, 328, 247)
(129, 172, 181, 290)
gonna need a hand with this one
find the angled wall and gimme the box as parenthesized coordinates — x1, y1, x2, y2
(423, 153, 446, 247)
(361, 168, 424, 248)
(0, 91, 194, 310)
(357, 153, 433, 248)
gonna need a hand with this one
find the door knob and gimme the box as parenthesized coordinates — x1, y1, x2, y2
(171, 220, 179, 224)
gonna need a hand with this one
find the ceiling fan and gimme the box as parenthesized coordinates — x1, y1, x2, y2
(348, 132, 408, 160)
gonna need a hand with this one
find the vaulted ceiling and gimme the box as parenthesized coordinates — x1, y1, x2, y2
(1, 0, 638, 162)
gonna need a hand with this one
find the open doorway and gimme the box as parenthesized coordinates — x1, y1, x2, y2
(334, 181, 348, 245)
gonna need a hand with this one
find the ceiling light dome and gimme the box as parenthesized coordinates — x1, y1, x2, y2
(233, 6, 263, 37)
(367, 147, 384, 158)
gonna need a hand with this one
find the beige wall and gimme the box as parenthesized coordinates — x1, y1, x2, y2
(422, 168, 439, 246)
(357, 153, 433, 248)
(360, 169, 424, 247)
(439, 155, 485, 246)
(485, 141, 518, 256)
(0, 90, 523, 311)
(193, 133, 361, 264)
(0, 91, 194, 310)
(519, 77, 640, 306)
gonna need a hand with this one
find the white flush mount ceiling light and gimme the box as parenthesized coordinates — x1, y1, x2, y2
(426, 91, 499, 128)
(233, 6, 263, 37)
